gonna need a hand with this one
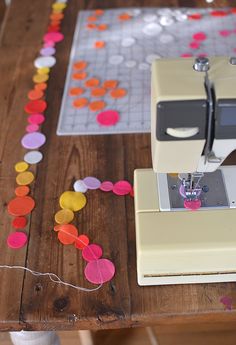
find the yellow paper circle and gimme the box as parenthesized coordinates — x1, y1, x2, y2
(16, 171, 35, 186)
(59, 191, 87, 212)
(15, 161, 29, 173)
(37, 67, 50, 75)
(33, 74, 49, 84)
(55, 209, 74, 224)
(52, 3, 66, 10)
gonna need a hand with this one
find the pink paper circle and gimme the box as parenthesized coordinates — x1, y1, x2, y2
(28, 114, 45, 125)
(82, 244, 103, 262)
(100, 181, 114, 192)
(219, 30, 231, 37)
(21, 132, 46, 149)
(96, 110, 120, 126)
(40, 46, 56, 56)
(192, 32, 207, 41)
(7, 232, 28, 249)
(181, 53, 193, 58)
(26, 124, 39, 133)
(43, 32, 64, 43)
(189, 41, 200, 49)
(184, 199, 201, 210)
(84, 258, 115, 284)
(113, 180, 132, 196)
(44, 41, 55, 48)
(83, 176, 101, 190)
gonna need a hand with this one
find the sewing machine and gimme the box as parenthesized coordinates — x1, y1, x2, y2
(134, 56, 236, 285)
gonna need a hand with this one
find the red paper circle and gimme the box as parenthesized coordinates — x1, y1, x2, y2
(24, 100, 47, 114)
(12, 216, 27, 229)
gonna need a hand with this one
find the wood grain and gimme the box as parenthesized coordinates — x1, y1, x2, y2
(0, 0, 236, 331)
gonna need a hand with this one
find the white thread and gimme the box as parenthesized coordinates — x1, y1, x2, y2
(0, 265, 102, 292)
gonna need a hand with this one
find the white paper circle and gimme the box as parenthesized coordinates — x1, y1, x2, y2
(175, 13, 187, 21)
(121, 37, 136, 47)
(127, 9, 141, 16)
(143, 14, 157, 22)
(146, 54, 161, 64)
(125, 60, 137, 68)
(109, 55, 124, 65)
(159, 16, 174, 26)
(24, 151, 43, 164)
(157, 8, 172, 16)
(139, 63, 150, 70)
(73, 180, 88, 193)
(34, 56, 56, 68)
(159, 33, 174, 43)
(143, 23, 162, 36)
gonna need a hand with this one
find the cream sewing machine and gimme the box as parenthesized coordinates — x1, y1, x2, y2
(134, 56, 236, 285)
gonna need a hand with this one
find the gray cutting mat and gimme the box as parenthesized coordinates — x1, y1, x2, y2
(57, 7, 236, 136)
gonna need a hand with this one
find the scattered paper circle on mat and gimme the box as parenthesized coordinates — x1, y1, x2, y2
(83, 176, 101, 190)
(34, 56, 56, 68)
(57, 224, 78, 245)
(159, 33, 174, 43)
(84, 258, 115, 284)
(138, 63, 150, 70)
(121, 37, 136, 47)
(21, 132, 46, 149)
(24, 151, 43, 164)
(143, 14, 157, 22)
(7, 232, 28, 249)
(96, 110, 120, 126)
(59, 191, 87, 211)
(16, 171, 35, 186)
(146, 54, 160, 64)
(159, 15, 174, 26)
(100, 181, 114, 192)
(55, 209, 74, 224)
(82, 244, 103, 261)
(75, 234, 90, 250)
(89, 100, 106, 112)
(113, 180, 132, 195)
(109, 55, 124, 65)
(143, 23, 162, 36)
(73, 180, 88, 193)
(7, 196, 35, 216)
(125, 60, 137, 68)
(193, 32, 207, 41)
(73, 60, 87, 70)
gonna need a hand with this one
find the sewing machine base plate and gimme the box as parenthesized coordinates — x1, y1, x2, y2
(134, 167, 236, 286)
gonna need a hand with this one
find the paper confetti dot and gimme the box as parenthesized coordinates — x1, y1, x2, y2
(125, 60, 137, 68)
(89, 100, 106, 112)
(7, 196, 35, 216)
(103, 80, 118, 89)
(16, 171, 35, 186)
(143, 14, 157, 22)
(189, 41, 200, 49)
(97, 24, 108, 31)
(24, 100, 47, 114)
(146, 54, 160, 64)
(121, 37, 136, 47)
(159, 33, 174, 43)
(24, 151, 43, 164)
(40, 46, 56, 56)
(96, 110, 120, 126)
(72, 72, 87, 80)
(94, 41, 106, 49)
(26, 124, 39, 133)
(73, 98, 88, 109)
(109, 55, 124, 65)
(55, 209, 74, 224)
(143, 23, 162, 36)
(43, 32, 64, 43)
(73, 60, 87, 70)
(59, 191, 87, 212)
(15, 185, 30, 197)
(28, 89, 44, 100)
(75, 234, 90, 250)
(83, 176, 101, 190)
(73, 180, 88, 193)
(21, 132, 46, 149)
(184, 199, 201, 210)
(69, 87, 84, 96)
(15, 161, 29, 173)
(159, 16, 174, 26)
(100, 181, 114, 192)
(82, 244, 103, 261)
(12, 216, 27, 229)
(34, 56, 56, 68)
(113, 180, 132, 195)
(7, 232, 28, 249)
(110, 88, 127, 98)
(35, 82, 47, 91)
(85, 78, 100, 88)
(193, 32, 207, 41)
(84, 258, 115, 284)
(138, 63, 150, 70)
(57, 224, 78, 245)
(119, 13, 132, 21)
(91, 88, 107, 97)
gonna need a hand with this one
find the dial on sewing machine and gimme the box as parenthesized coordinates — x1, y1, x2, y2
(134, 56, 236, 286)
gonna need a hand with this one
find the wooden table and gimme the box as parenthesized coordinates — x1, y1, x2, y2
(1, 0, 236, 334)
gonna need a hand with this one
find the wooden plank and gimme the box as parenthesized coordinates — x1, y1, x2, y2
(0, 0, 236, 332)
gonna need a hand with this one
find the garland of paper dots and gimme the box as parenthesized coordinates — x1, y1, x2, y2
(53, 177, 133, 284)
